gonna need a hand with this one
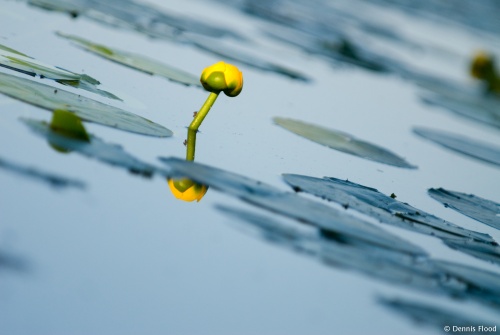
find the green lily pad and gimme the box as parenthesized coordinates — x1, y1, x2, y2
(0, 155, 86, 190)
(0, 72, 172, 137)
(160, 157, 425, 256)
(57, 32, 202, 87)
(413, 127, 500, 167)
(21, 116, 166, 177)
(274, 117, 417, 169)
(429, 188, 500, 230)
(0, 43, 121, 100)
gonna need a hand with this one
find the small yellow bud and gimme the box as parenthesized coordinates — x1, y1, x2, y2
(200, 61, 243, 97)
(168, 178, 208, 202)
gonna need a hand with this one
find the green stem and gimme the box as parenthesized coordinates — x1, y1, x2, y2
(186, 128, 197, 161)
(188, 92, 220, 132)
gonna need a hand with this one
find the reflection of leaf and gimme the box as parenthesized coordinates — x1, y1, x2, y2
(0, 43, 121, 100)
(0, 72, 172, 137)
(30, 0, 243, 40)
(274, 117, 417, 168)
(429, 188, 500, 230)
(22, 118, 165, 177)
(217, 204, 500, 309)
(380, 297, 495, 331)
(0, 155, 86, 190)
(281, 174, 500, 265)
(191, 37, 311, 82)
(159, 157, 425, 256)
(413, 127, 500, 167)
(50, 109, 90, 142)
(420, 83, 500, 129)
(57, 32, 202, 87)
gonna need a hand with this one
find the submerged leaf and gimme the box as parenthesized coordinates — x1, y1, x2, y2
(0, 43, 120, 100)
(413, 127, 500, 167)
(429, 188, 500, 230)
(274, 117, 417, 168)
(50, 109, 90, 142)
(57, 32, 202, 87)
(0, 72, 172, 137)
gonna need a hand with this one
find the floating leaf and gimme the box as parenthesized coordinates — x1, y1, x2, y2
(281, 174, 500, 264)
(429, 188, 500, 230)
(0, 43, 121, 100)
(274, 117, 417, 168)
(413, 127, 500, 167)
(57, 32, 202, 87)
(159, 157, 425, 256)
(0, 155, 86, 190)
(21, 117, 166, 177)
(0, 72, 172, 137)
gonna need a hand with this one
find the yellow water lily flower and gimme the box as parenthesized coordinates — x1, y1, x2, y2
(200, 61, 243, 97)
(168, 178, 208, 202)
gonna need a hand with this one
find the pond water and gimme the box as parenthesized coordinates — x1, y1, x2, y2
(1, 0, 499, 334)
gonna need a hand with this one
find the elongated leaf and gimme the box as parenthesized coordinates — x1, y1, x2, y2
(413, 127, 500, 167)
(429, 188, 500, 230)
(159, 157, 426, 256)
(0, 43, 120, 100)
(281, 174, 500, 265)
(57, 32, 202, 87)
(0, 72, 172, 137)
(22, 117, 166, 177)
(274, 117, 416, 168)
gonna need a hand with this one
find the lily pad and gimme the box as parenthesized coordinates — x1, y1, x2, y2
(0, 43, 121, 100)
(0, 71, 172, 137)
(159, 157, 425, 256)
(0, 155, 86, 189)
(21, 115, 164, 177)
(281, 174, 500, 264)
(413, 127, 500, 167)
(429, 188, 500, 230)
(274, 117, 417, 168)
(57, 32, 202, 87)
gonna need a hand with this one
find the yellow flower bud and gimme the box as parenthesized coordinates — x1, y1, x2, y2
(200, 61, 243, 97)
(168, 178, 208, 202)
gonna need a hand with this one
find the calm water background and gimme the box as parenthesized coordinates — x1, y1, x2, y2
(1, 0, 499, 334)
